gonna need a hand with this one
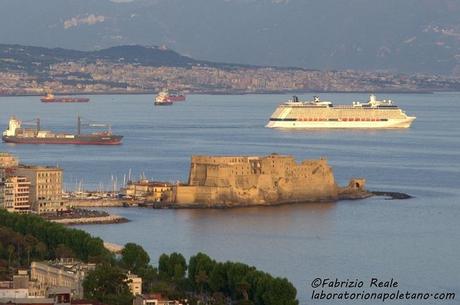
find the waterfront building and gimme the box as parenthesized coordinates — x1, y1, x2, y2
(15, 166, 67, 214)
(30, 259, 96, 299)
(0, 176, 31, 213)
(122, 180, 172, 202)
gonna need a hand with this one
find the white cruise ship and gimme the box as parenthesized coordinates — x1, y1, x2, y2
(266, 95, 416, 129)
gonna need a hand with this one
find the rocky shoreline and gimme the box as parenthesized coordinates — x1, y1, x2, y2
(371, 191, 413, 200)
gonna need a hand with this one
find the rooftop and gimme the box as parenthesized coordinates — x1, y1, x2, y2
(32, 259, 95, 273)
(0, 152, 15, 157)
(18, 164, 61, 171)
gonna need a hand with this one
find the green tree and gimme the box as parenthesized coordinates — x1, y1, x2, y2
(188, 252, 215, 291)
(34, 242, 48, 260)
(261, 277, 298, 305)
(195, 270, 209, 296)
(138, 264, 159, 293)
(209, 262, 227, 294)
(120, 243, 150, 274)
(159, 253, 187, 281)
(55, 244, 75, 259)
(24, 234, 38, 265)
(170, 252, 187, 281)
(7, 244, 15, 269)
(83, 263, 133, 305)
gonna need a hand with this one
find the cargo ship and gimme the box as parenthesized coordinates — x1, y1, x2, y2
(155, 90, 186, 104)
(40, 92, 89, 103)
(2, 117, 123, 145)
(266, 95, 416, 129)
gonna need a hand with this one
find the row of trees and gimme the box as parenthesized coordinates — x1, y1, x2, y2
(0, 209, 113, 279)
(0, 209, 112, 264)
(0, 209, 298, 305)
(84, 245, 298, 305)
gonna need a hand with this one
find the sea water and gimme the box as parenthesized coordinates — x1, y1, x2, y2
(1, 93, 459, 304)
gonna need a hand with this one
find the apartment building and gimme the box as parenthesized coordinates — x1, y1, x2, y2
(15, 166, 67, 214)
(0, 176, 31, 213)
(30, 259, 96, 299)
(126, 271, 142, 296)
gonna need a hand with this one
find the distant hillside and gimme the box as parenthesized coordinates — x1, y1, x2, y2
(0, 44, 206, 74)
(0, 0, 460, 75)
(1, 43, 459, 96)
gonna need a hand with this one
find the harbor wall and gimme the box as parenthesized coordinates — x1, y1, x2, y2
(67, 199, 125, 207)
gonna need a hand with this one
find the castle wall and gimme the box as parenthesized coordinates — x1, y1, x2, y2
(175, 154, 340, 206)
(174, 186, 198, 204)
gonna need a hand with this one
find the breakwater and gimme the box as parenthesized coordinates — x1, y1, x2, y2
(43, 208, 128, 225)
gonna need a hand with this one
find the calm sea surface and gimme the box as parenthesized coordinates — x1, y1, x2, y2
(1, 93, 459, 304)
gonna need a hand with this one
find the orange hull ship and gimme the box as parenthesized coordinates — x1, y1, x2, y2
(154, 90, 186, 105)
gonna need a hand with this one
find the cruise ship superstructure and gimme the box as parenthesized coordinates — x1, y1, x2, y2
(266, 95, 416, 129)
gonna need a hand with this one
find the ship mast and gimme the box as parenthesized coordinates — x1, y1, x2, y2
(77, 116, 81, 135)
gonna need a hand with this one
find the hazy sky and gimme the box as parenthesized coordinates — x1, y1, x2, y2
(0, 0, 459, 74)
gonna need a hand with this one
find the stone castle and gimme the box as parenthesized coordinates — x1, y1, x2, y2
(172, 154, 366, 207)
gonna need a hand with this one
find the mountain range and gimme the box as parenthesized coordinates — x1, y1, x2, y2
(0, 0, 460, 75)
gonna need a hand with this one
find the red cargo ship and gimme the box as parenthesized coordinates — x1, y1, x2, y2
(155, 90, 186, 104)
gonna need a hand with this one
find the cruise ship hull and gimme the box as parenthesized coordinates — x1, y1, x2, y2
(266, 117, 416, 129)
(2, 135, 123, 145)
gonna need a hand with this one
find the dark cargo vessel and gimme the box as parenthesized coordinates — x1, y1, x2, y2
(2, 117, 122, 145)
(40, 92, 90, 103)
